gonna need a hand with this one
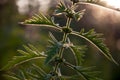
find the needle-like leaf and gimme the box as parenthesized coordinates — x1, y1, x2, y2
(1, 44, 46, 70)
(71, 29, 118, 65)
(45, 33, 62, 64)
(70, 45, 87, 65)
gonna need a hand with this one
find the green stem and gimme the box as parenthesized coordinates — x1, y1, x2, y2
(62, 33, 68, 43)
(66, 18, 72, 28)
(53, 18, 72, 75)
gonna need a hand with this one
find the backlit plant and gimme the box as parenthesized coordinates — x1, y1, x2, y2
(1, 0, 118, 80)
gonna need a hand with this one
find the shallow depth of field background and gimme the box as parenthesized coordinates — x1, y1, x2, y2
(0, 0, 120, 80)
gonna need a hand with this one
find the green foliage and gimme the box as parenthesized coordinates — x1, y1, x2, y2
(24, 13, 55, 26)
(45, 33, 62, 64)
(55, 1, 85, 21)
(74, 66, 102, 80)
(4, 74, 20, 80)
(31, 64, 46, 77)
(1, 44, 46, 70)
(5, 64, 46, 80)
(55, 1, 66, 15)
(1, 0, 118, 80)
(63, 61, 102, 80)
(23, 13, 61, 32)
(70, 45, 87, 66)
(71, 29, 118, 65)
(73, 9, 85, 21)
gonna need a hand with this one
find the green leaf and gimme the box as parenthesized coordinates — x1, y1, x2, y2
(71, 29, 118, 65)
(25, 64, 46, 80)
(55, 1, 74, 18)
(24, 13, 54, 25)
(70, 45, 87, 65)
(74, 66, 103, 80)
(55, 1, 85, 21)
(14, 64, 46, 80)
(1, 44, 46, 70)
(26, 72, 40, 79)
(3, 74, 21, 80)
(21, 12, 61, 31)
(55, 1, 66, 15)
(9, 70, 27, 80)
(74, 9, 85, 21)
(64, 61, 102, 80)
(45, 33, 62, 64)
(49, 32, 58, 43)
(45, 42, 58, 65)
(4, 62, 47, 80)
(32, 64, 47, 77)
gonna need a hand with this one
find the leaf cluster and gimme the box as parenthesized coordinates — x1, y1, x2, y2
(1, 44, 46, 70)
(24, 13, 56, 26)
(55, 1, 85, 21)
(45, 33, 62, 64)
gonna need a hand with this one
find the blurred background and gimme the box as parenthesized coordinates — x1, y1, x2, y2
(0, 0, 120, 80)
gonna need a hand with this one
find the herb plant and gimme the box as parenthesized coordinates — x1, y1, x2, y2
(1, 0, 118, 80)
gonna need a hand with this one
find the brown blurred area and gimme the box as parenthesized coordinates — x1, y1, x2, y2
(0, 0, 120, 80)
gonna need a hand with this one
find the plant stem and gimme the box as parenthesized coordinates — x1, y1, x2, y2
(53, 18, 72, 75)
(66, 18, 72, 28)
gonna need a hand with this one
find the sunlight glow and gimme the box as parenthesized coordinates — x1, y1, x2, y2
(38, 0, 50, 13)
(16, 0, 29, 14)
(16, 0, 50, 14)
(103, 0, 120, 8)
